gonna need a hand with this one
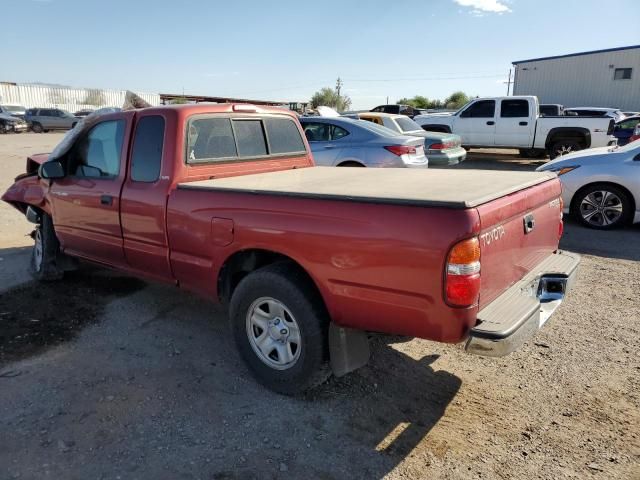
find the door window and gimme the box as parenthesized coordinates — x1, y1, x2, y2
(131, 116, 165, 182)
(72, 120, 125, 178)
(501, 100, 529, 118)
(460, 100, 495, 118)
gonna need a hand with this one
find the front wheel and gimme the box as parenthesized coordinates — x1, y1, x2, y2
(549, 140, 581, 160)
(572, 184, 632, 230)
(31, 122, 43, 133)
(229, 263, 330, 395)
(30, 213, 64, 281)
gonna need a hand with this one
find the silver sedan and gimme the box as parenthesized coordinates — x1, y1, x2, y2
(537, 141, 640, 229)
(299, 117, 428, 168)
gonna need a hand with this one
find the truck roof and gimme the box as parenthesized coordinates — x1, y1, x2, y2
(178, 167, 556, 209)
(144, 103, 297, 117)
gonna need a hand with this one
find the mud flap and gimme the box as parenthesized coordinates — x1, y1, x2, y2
(328, 323, 370, 377)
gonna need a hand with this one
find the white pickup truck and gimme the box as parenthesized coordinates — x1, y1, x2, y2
(414, 96, 617, 159)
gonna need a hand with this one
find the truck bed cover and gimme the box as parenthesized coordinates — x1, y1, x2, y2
(178, 166, 557, 209)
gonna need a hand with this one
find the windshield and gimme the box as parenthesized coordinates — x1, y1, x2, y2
(3, 105, 23, 112)
(395, 116, 422, 132)
(355, 119, 401, 137)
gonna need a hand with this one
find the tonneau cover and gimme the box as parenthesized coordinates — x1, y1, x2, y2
(178, 167, 557, 209)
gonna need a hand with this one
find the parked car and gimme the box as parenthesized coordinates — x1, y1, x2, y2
(613, 116, 640, 146)
(355, 112, 466, 165)
(414, 96, 617, 159)
(371, 104, 417, 118)
(564, 107, 626, 123)
(537, 141, 640, 229)
(0, 104, 27, 119)
(2, 103, 578, 394)
(299, 116, 427, 168)
(74, 109, 95, 118)
(0, 112, 29, 133)
(539, 104, 564, 116)
(24, 108, 79, 133)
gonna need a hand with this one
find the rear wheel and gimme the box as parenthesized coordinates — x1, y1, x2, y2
(229, 263, 330, 394)
(31, 122, 43, 133)
(549, 140, 582, 159)
(30, 213, 64, 281)
(572, 184, 632, 230)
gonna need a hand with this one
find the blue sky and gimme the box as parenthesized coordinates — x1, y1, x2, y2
(2, 0, 639, 109)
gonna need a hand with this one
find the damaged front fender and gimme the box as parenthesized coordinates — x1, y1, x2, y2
(1, 174, 50, 215)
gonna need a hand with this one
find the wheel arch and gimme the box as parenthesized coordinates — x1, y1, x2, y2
(217, 248, 327, 308)
(420, 124, 452, 133)
(336, 160, 365, 167)
(545, 127, 591, 149)
(570, 181, 636, 221)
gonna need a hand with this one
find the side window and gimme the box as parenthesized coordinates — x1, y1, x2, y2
(264, 118, 305, 154)
(303, 123, 330, 142)
(233, 120, 267, 157)
(501, 100, 529, 118)
(73, 120, 124, 178)
(189, 118, 237, 161)
(372, 106, 384, 112)
(461, 100, 495, 118)
(131, 116, 165, 182)
(614, 68, 632, 80)
(330, 125, 349, 140)
(617, 119, 639, 130)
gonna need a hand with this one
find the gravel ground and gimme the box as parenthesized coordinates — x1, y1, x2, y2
(0, 133, 638, 479)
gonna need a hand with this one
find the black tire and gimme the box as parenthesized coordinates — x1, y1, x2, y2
(29, 213, 64, 281)
(229, 262, 331, 395)
(31, 122, 43, 133)
(571, 183, 633, 230)
(549, 140, 582, 160)
(337, 161, 364, 167)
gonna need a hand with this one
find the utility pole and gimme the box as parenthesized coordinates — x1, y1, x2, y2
(504, 69, 513, 96)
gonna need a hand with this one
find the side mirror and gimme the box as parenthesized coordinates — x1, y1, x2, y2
(39, 161, 65, 179)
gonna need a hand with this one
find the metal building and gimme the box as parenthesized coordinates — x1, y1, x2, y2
(513, 45, 640, 111)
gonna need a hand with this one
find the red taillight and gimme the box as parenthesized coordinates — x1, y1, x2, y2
(429, 142, 455, 151)
(384, 145, 416, 156)
(445, 237, 481, 307)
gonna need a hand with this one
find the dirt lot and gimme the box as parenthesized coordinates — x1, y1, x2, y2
(0, 133, 638, 480)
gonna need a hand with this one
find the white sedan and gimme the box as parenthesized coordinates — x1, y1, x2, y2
(537, 141, 640, 229)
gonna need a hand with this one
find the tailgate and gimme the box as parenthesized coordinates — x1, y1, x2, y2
(476, 178, 563, 309)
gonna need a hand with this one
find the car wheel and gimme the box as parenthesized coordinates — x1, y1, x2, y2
(31, 122, 43, 133)
(550, 140, 581, 159)
(572, 184, 632, 230)
(30, 213, 64, 281)
(229, 262, 330, 395)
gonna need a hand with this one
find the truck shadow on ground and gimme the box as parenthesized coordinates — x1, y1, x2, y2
(560, 220, 640, 262)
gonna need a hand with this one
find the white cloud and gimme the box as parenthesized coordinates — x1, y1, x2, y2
(453, 0, 511, 14)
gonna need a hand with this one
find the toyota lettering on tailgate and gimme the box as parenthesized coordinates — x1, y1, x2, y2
(480, 225, 506, 247)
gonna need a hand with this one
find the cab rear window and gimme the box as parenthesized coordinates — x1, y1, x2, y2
(187, 115, 306, 163)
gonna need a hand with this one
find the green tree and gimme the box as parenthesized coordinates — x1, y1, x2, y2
(443, 91, 470, 110)
(310, 87, 351, 111)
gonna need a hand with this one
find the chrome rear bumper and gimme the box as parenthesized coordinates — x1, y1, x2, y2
(465, 250, 580, 357)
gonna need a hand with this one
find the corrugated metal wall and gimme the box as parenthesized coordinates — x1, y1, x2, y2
(513, 48, 640, 111)
(0, 83, 160, 112)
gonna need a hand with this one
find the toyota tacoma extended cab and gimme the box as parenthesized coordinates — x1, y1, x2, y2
(3, 103, 579, 394)
(414, 96, 616, 159)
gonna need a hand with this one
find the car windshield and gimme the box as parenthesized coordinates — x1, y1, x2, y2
(3, 105, 23, 112)
(61, 110, 74, 117)
(355, 119, 401, 137)
(395, 116, 422, 132)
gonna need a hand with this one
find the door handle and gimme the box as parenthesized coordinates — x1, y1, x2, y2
(519, 121, 528, 126)
(486, 121, 495, 126)
(100, 195, 113, 206)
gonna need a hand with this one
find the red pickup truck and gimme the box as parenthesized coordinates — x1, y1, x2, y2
(3, 104, 579, 394)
